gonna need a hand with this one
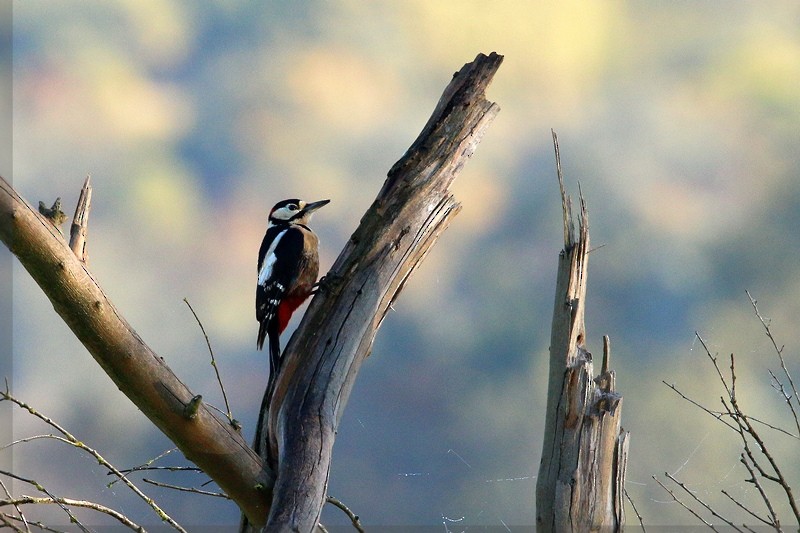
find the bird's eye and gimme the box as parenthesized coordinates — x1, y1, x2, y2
(287, 203, 299, 211)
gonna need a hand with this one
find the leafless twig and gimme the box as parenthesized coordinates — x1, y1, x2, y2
(746, 290, 800, 436)
(109, 447, 180, 487)
(0, 386, 187, 532)
(0, 478, 28, 532)
(0, 470, 90, 532)
(624, 487, 646, 532)
(0, 495, 143, 531)
(663, 381, 738, 432)
(720, 488, 773, 528)
(664, 472, 743, 531)
(143, 478, 230, 498)
(325, 496, 365, 533)
(652, 475, 717, 531)
(1, 514, 65, 533)
(183, 298, 234, 424)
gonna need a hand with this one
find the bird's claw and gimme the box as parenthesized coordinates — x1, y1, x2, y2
(312, 273, 341, 295)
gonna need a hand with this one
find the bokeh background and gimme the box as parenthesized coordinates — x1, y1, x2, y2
(4, 1, 800, 529)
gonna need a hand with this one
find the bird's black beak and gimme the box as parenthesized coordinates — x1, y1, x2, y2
(302, 199, 330, 214)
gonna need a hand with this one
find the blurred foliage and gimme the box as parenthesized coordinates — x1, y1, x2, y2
(6, 0, 800, 528)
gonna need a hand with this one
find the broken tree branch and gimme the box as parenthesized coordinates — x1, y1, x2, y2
(256, 51, 503, 531)
(535, 131, 628, 532)
(68, 175, 92, 263)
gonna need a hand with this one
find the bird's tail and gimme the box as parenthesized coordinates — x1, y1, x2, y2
(256, 319, 268, 351)
(254, 319, 282, 459)
(265, 320, 282, 405)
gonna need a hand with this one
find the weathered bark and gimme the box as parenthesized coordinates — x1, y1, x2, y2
(68, 175, 92, 263)
(535, 133, 629, 531)
(0, 176, 271, 525)
(251, 52, 504, 531)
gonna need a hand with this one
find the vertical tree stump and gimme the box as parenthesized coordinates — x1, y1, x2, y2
(536, 133, 629, 532)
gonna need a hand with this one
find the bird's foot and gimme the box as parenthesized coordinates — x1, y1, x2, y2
(312, 273, 341, 295)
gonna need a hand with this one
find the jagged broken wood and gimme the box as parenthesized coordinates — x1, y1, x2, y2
(535, 131, 629, 532)
(250, 52, 504, 531)
(69, 175, 92, 263)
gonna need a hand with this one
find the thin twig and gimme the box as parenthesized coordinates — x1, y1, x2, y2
(0, 470, 90, 533)
(663, 379, 797, 438)
(183, 298, 234, 424)
(696, 333, 733, 397)
(0, 478, 28, 533)
(0, 388, 187, 532)
(109, 447, 180, 487)
(0, 495, 143, 531)
(768, 366, 800, 439)
(720, 488, 773, 528)
(117, 465, 201, 476)
(737, 453, 780, 529)
(662, 381, 738, 432)
(747, 290, 800, 435)
(664, 472, 743, 532)
(325, 495, 365, 533)
(0, 514, 26, 533)
(723, 352, 799, 522)
(624, 487, 646, 532)
(142, 478, 230, 498)
(1, 514, 66, 533)
(652, 475, 717, 531)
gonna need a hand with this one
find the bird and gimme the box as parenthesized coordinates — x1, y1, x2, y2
(256, 198, 329, 397)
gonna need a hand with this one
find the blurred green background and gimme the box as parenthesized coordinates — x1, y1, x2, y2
(6, 1, 800, 529)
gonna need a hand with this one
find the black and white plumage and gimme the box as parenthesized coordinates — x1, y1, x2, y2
(256, 198, 329, 397)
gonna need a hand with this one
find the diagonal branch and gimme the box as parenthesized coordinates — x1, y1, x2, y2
(258, 51, 504, 531)
(0, 177, 270, 525)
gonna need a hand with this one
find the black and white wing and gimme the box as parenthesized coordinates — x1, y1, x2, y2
(255, 225, 304, 349)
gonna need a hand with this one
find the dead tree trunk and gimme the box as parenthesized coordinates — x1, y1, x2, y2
(535, 133, 629, 532)
(251, 52, 503, 531)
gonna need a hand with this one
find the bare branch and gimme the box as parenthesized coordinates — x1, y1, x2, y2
(1, 388, 186, 531)
(652, 475, 717, 531)
(0, 470, 91, 533)
(737, 453, 780, 529)
(143, 478, 230, 498)
(720, 488, 773, 528)
(109, 447, 182, 487)
(662, 380, 738, 432)
(695, 333, 733, 397)
(0, 175, 269, 525)
(325, 496, 365, 533)
(0, 478, 28, 533)
(1, 514, 65, 533)
(623, 488, 646, 533)
(1, 495, 143, 531)
(257, 52, 504, 531)
(664, 472, 743, 532)
(747, 291, 800, 437)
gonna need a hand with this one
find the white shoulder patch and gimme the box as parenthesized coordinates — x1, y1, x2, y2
(258, 228, 287, 286)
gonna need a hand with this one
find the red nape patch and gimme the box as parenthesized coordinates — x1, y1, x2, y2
(277, 295, 310, 333)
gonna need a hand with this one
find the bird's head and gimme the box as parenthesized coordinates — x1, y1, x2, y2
(268, 198, 330, 226)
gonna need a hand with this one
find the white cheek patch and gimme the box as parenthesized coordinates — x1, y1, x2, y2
(258, 229, 287, 286)
(271, 205, 301, 221)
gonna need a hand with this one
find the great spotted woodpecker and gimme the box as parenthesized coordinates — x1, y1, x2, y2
(256, 198, 329, 394)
